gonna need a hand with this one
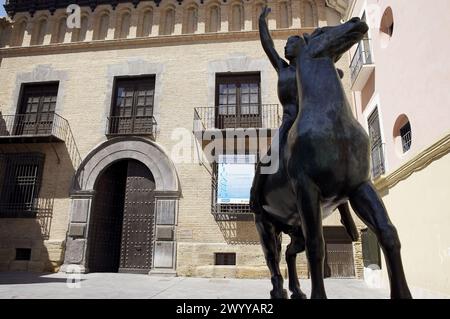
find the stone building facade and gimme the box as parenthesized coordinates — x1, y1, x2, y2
(0, 0, 365, 280)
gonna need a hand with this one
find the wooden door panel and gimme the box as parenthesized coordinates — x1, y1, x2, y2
(326, 243, 355, 278)
(119, 160, 155, 272)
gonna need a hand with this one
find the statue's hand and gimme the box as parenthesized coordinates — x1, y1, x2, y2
(260, 6, 271, 20)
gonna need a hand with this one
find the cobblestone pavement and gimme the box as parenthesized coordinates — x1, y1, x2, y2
(0, 272, 389, 299)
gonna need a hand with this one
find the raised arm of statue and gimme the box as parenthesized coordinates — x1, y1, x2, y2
(259, 7, 284, 72)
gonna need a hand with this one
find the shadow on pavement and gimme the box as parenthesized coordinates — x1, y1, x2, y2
(0, 272, 84, 285)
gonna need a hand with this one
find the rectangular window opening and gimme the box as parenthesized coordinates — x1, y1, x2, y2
(15, 248, 31, 261)
(215, 253, 236, 266)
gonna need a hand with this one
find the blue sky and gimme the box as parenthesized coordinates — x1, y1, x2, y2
(0, 0, 6, 17)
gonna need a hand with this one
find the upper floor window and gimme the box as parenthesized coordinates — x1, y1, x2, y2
(215, 73, 261, 129)
(393, 114, 412, 156)
(380, 7, 394, 48)
(0, 153, 45, 218)
(16, 82, 59, 136)
(400, 122, 412, 153)
(108, 76, 156, 136)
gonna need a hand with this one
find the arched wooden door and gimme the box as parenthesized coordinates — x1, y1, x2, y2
(87, 159, 155, 273)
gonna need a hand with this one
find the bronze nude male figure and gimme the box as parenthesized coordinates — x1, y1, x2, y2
(251, 7, 412, 299)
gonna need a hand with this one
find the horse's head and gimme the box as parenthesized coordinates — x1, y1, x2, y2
(298, 17, 369, 62)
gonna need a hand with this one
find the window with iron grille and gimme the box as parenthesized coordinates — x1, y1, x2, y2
(109, 76, 156, 135)
(0, 153, 45, 218)
(400, 122, 412, 153)
(215, 253, 236, 265)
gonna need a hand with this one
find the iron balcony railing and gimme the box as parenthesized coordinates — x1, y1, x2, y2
(0, 112, 69, 141)
(194, 104, 282, 131)
(0, 112, 82, 169)
(371, 142, 386, 180)
(106, 115, 157, 139)
(350, 39, 373, 84)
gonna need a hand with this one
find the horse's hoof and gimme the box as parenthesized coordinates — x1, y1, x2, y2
(270, 289, 288, 299)
(291, 292, 307, 299)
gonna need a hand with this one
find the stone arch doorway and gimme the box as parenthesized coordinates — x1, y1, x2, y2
(87, 159, 156, 273)
(63, 137, 180, 275)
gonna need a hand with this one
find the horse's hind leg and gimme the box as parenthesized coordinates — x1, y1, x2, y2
(255, 215, 287, 299)
(286, 231, 307, 299)
(349, 181, 412, 299)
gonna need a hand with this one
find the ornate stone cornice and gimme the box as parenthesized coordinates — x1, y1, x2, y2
(0, 27, 316, 58)
(325, 0, 350, 18)
(374, 132, 450, 191)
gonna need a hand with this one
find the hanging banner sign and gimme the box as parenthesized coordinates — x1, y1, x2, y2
(217, 154, 256, 204)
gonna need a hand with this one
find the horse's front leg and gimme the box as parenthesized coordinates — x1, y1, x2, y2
(255, 215, 287, 299)
(295, 184, 327, 299)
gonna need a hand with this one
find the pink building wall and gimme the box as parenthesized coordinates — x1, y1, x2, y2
(349, 0, 450, 173)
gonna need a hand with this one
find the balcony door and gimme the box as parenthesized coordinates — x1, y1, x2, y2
(111, 76, 155, 135)
(215, 73, 261, 129)
(17, 83, 58, 136)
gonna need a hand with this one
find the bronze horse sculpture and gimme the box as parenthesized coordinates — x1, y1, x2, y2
(251, 8, 412, 299)
(251, 7, 359, 299)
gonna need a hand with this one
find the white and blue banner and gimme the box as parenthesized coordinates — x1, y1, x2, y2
(217, 154, 256, 204)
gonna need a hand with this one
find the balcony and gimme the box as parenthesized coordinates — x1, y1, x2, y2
(106, 115, 157, 140)
(194, 104, 281, 131)
(0, 112, 70, 144)
(350, 39, 375, 91)
(194, 104, 282, 150)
